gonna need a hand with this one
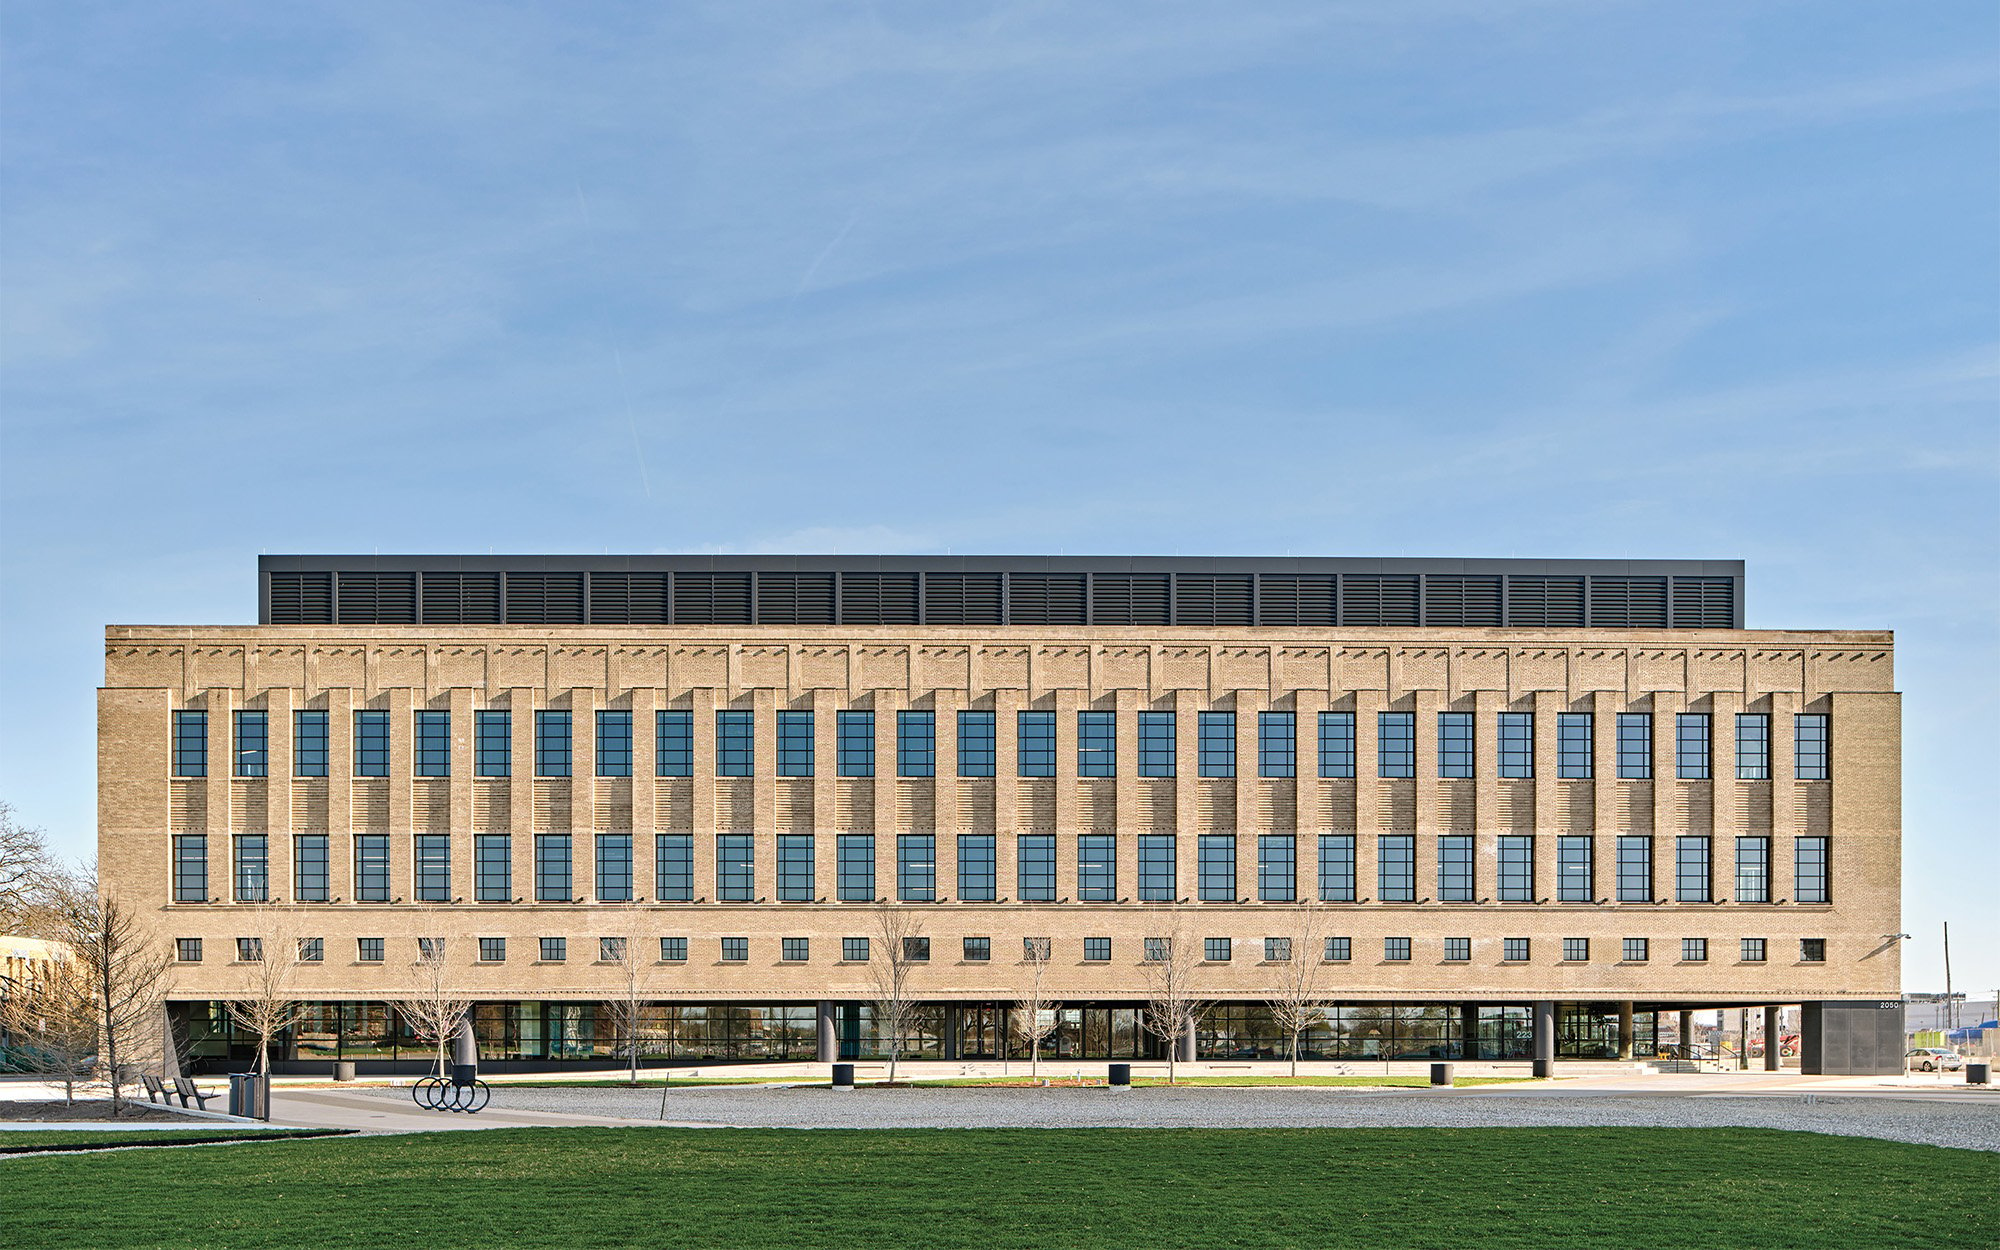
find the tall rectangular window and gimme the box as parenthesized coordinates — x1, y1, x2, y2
(475, 834, 511, 902)
(1077, 834, 1115, 901)
(596, 710, 632, 777)
(957, 710, 996, 777)
(172, 710, 208, 777)
(716, 709, 754, 777)
(716, 834, 754, 901)
(534, 711, 571, 778)
(1675, 836, 1712, 902)
(958, 834, 996, 902)
(898, 711, 936, 778)
(293, 834, 329, 902)
(1378, 834, 1416, 902)
(1676, 714, 1711, 780)
(777, 710, 814, 777)
(1557, 713, 1593, 779)
(1498, 712, 1534, 779)
(1317, 834, 1356, 902)
(1077, 710, 1116, 778)
(596, 833, 633, 902)
(1378, 712, 1415, 778)
(1735, 714, 1770, 781)
(355, 834, 391, 902)
(1616, 836, 1653, 902)
(293, 709, 328, 777)
(1017, 711, 1056, 778)
(655, 834, 693, 902)
(837, 835, 875, 901)
(1795, 714, 1830, 780)
(1795, 837, 1830, 904)
(233, 834, 269, 902)
(1198, 834, 1235, 901)
(1138, 711, 1175, 777)
(233, 711, 268, 778)
(1198, 711, 1236, 778)
(475, 710, 511, 777)
(354, 710, 389, 778)
(1682, 938, 1707, 963)
(1616, 712, 1653, 779)
(1438, 835, 1474, 902)
(534, 834, 571, 902)
(1318, 711, 1356, 778)
(655, 710, 692, 777)
(1017, 834, 1056, 902)
(777, 834, 814, 902)
(897, 834, 936, 902)
(1437, 712, 1474, 779)
(173, 835, 207, 901)
(415, 834, 450, 901)
(1258, 711, 1296, 778)
(1557, 836, 1593, 902)
(1735, 836, 1770, 904)
(414, 710, 450, 778)
(837, 710, 875, 777)
(1258, 834, 1296, 902)
(1498, 835, 1534, 902)
(1139, 835, 1176, 901)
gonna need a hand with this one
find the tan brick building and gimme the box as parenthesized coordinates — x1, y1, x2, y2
(100, 557, 1905, 1074)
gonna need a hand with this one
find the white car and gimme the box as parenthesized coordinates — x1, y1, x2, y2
(1905, 1048, 1963, 1072)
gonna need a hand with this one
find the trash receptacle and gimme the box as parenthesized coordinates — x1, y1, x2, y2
(451, 1063, 478, 1087)
(1108, 1063, 1132, 1088)
(1968, 1063, 1990, 1086)
(333, 1061, 356, 1082)
(831, 1063, 855, 1089)
(1430, 1063, 1454, 1087)
(227, 1073, 269, 1120)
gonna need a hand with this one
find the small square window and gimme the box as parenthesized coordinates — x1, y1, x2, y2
(842, 937, 869, 962)
(1384, 937, 1411, 962)
(1324, 936, 1350, 962)
(1682, 938, 1708, 963)
(1740, 938, 1766, 963)
(660, 937, 687, 962)
(599, 937, 626, 963)
(1443, 937, 1470, 962)
(478, 937, 506, 963)
(539, 937, 566, 962)
(358, 938, 384, 963)
(963, 937, 990, 962)
(902, 937, 929, 962)
(1143, 937, 1170, 963)
(235, 937, 263, 963)
(1622, 938, 1649, 963)
(722, 937, 749, 962)
(1083, 937, 1111, 962)
(298, 937, 323, 963)
(1503, 938, 1530, 962)
(175, 938, 202, 963)
(417, 937, 444, 960)
(1023, 936, 1052, 961)
(1562, 938, 1589, 963)
(1800, 938, 1826, 963)
(1205, 937, 1232, 962)
(782, 937, 810, 962)
(1264, 937, 1291, 962)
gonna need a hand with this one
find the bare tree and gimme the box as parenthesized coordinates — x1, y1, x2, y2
(597, 912, 652, 1086)
(869, 904, 926, 1086)
(1140, 912, 1205, 1086)
(222, 906, 308, 1075)
(0, 944, 97, 1100)
(1012, 936, 1059, 1081)
(0, 801, 56, 935)
(1265, 900, 1334, 1077)
(392, 931, 473, 1079)
(56, 870, 174, 1115)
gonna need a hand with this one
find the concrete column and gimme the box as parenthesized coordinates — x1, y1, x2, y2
(1460, 1004, 1480, 1061)
(1532, 1000, 1555, 1076)
(1180, 1016, 1198, 1063)
(816, 1001, 837, 1063)
(1617, 1002, 1635, 1060)
(1678, 1009, 1695, 1059)
(942, 1005, 961, 1060)
(1763, 1005, 1781, 1071)
(1738, 1007, 1750, 1070)
(454, 1017, 477, 1070)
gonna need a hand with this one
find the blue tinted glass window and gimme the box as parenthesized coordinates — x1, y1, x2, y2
(475, 834, 511, 902)
(655, 710, 693, 777)
(897, 834, 935, 902)
(1198, 834, 1234, 901)
(1077, 834, 1115, 901)
(596, 833, 633, 902)
(1675, 836, 1711, 902)
(1616, 836, 1652, 902)
(533, 711, 571, 778)
(957, 711, 995, 777)
(1258, 712, 1295, 778)
(1017, 834, 1056, 902)
(1017, 711, 1056, 778)
(1498, 712, 1534, 779)
(778, 834, 814, 901)
(654, 834, 693, 902)
(1317, 834, 1355, 902)
(717, 834, 754, 901)
(172, 834, 207, 902)
(1617, 713, 1653, 778)
(293, 710, 328, 777)
(957, 834, 996, 902)
(1795, 836, 1830, 903)
(1437, 712, 1473, 779)
(596, 710, 632, 777)
(534, 834, 571, 902)
(415, 834, 450, 901)
(356, 834, 391, 902)
(172, 710, 207, 777)
(414, 710, 450, 778)
(1499, 836, 1534, 902)
(233, 834, 269, 902)
(716, 709, 754, 777)
(1794, 714, 1830, 780)
(1557, 836, 1591, 902)
(1735, 836, 1770, 904)
(1077, 710, 1116, 778)
(475, 710, 511, 777)
(1735, 714, 1770, 780)
(898, 711, 936, 778)
(1198, 711, 1236, 778)
(837, 834, 874, 901)
(1558, 713, 1593, 779)
(837, 710, 875, 777)
(1439, 835, 1475, 902)
(1138, 711, 1175, 777)
(1138, 834, 1175, 901)
(1377, 712, 1414, 779)
(293, 834, 330, 902)
(1258, 834, 1295, 902)
(1676, 714, 1710, 780)
(1378, 834, 1416, 902)
(354, 710, 390, 778)
(233, 711, 268, 778)
(1318, 711, 1355, 778)
(777, 710, 814, 777)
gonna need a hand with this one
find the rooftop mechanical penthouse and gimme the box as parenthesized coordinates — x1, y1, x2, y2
(100, 555, 1903, 1075)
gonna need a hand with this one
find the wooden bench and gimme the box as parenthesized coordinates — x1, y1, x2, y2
(171, 1076, 214, 1110)
(139, 1073, 169, 1104)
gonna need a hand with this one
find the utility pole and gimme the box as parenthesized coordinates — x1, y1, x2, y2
(1943, 922, 1954, 1033)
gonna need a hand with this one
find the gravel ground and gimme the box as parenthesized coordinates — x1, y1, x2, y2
(443, 1085, 2000, 1153)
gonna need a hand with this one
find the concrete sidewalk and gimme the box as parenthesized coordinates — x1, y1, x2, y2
(262, 1087, 720, 1134)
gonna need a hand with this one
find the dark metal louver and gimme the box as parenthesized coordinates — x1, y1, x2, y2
(268, 571, 334, 623)
(754, 573, 836, 625)
(1090, 574, 1171, 625)
(671, 572, 752, 624)
(1008, 574, 1087, 625)
(1341, 575, 1419, 627)
(1257, 575, 1336, 627)
(1588, 576, 1670, 628)
(336, 572, 417, 623)
(922, 573, 1004, 624)
(1423, 576, 1502, 627)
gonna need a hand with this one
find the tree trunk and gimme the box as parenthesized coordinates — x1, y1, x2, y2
(1290, 1030, 1300, 1078)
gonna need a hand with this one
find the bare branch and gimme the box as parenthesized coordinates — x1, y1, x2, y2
(869, 904, 926, 1086)
(1139, 911, 1206, 1086)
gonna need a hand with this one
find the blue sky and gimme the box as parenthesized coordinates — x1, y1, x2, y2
(2, 2, 1995, 992)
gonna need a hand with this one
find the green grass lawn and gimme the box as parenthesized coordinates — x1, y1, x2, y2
(2, 1127, 1992, 1249)
(0, 1128, 341, 1153)
(903, 1074, 1532, 1088)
